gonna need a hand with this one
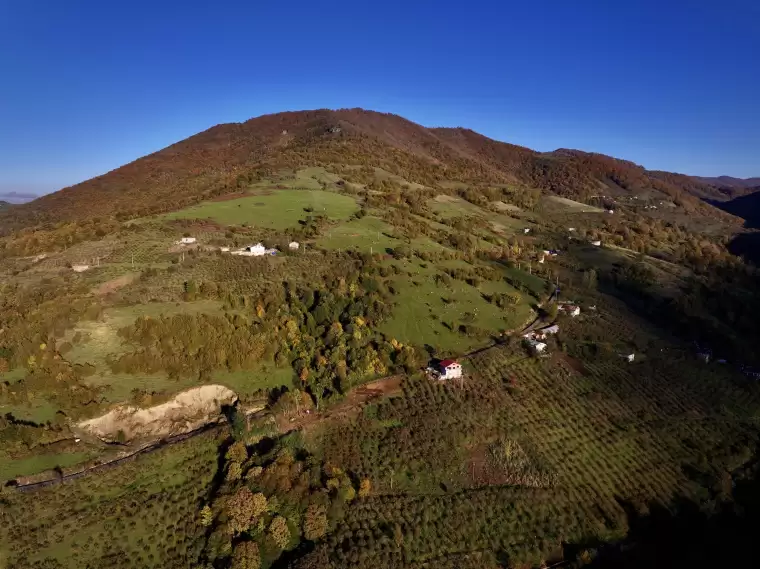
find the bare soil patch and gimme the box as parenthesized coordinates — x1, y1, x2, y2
(78, 384, 237, 442)
(94, 273, 137, 296)
(277, 375, 403, 432)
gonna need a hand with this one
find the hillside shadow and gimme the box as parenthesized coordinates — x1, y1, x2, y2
(726, 232, 760, 265)
(565, 484, 760, 568)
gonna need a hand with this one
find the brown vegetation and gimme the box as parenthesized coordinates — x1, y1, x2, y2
(0, 109, 738, 234)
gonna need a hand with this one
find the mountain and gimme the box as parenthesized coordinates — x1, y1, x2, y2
(3, 108, 738, 228)
(693, 175, 760, 190)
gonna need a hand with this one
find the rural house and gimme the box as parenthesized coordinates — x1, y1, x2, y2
(438, 359, 463, 380)
(289, 241, 300, 250)
(176, 237, 196, 245)
(540, 324, 560, 335)
(232, 243, 267, 257)
(559, 304, 581, 317)
(526, 338, 547, 354)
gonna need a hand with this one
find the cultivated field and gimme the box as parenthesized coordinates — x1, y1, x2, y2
(0, 430, 221, 569)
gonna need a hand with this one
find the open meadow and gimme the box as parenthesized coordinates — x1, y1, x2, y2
(160, 189, 359, 229)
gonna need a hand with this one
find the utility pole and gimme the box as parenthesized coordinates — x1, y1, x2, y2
(131, 253, 134, 268)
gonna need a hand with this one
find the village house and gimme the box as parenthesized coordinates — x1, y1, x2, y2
(288, 241, 300, 250)
(528, 338, 547, 353)
(220, 246, 230, 252)
(175, 237, 196, 245)
(71, 264, 90, 273)
(540, 324, 560, 336)
(232, 243, 267, 257)
(590, 240, 602, 247)
(438, 359, 463, 380)
(559, 303, 581, 317)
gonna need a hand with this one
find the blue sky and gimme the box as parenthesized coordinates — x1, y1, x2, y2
(1, 0, 758, 196)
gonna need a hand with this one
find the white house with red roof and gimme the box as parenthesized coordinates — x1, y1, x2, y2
(438, 359, 463, 380)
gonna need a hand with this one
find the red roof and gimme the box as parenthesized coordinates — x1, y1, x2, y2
(439, 359, 459, 368)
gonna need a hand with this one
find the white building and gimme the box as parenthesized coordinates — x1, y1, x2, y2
(176, 237, 196, 245)
(72, 264, 90, 273)
(523, 228, 531, 234)
(288, 241, 300, 250)
(541, 324, 560, 335)
(524, 338, 547, 353)
(623, 353, 635, 363)
(232, 243, 267, 257)
(220, 247, 230, 252)
(438, 359, 463, 380)
(590, 240, 602, 247)
(559, 304, 581, 317)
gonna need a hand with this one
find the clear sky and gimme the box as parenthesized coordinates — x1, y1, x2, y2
(1, 0, 758, 196)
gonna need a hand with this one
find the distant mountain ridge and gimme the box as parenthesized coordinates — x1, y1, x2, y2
(0, 191, 37, 204)
(693, 176, 760, 190)
(1, 108, 742, 228)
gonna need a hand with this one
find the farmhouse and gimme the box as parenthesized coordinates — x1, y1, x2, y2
(289, 241, 300, 250)
(438, 359, 463, 380)
(220, 247, 230, 252)
(540, 324, 560, 335)
(559, 304, 581, 317)
(528, 339, 547, 354)
(232, 243, 266, 256)
(590, 240, 602, 247)
(176, 237, 196, 245)
(71, 264, 90, 273)
(523, 335, 547, 353)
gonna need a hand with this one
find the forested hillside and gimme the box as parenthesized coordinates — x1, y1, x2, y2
(1, 109, 739, 232)
(1, 109, 760, 569)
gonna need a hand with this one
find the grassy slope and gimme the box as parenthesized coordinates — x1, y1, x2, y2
(160, 189, 359, 229)
(379, 259, 534, 353)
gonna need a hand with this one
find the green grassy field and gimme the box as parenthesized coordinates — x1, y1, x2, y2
(0, 397, 59, 424)
(159, 189, 359, 229)
(212, 364, 296, 395)
(430, 194, 487, 219)
(379, 259, 535, 353)
(317, 215, 449, 255)
(62, 301, 225, 402)
(545, 195, 606, 213)
(0, 451, 94, 481)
